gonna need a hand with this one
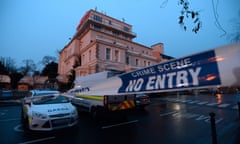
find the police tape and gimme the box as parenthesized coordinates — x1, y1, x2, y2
(81, 43, 240, 95)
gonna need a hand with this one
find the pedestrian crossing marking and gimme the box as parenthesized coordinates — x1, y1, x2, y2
(232, 105, 238, 109)
(218, 103, 230, 108)
(188, 100, 200, 104)
(197, 101, 208, 105)
(206, 103, 219, 106)
(159, 97, 237, 110)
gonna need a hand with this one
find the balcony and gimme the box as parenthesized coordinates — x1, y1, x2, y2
(96, 36, 128, 48)
(88, 15, 136, 38)
(127, 50, 140, 55)
(125, 65, 143, 72)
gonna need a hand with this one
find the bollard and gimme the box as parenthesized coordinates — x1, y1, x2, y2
(238, 102, 240, 119)
(209, 112, 218, 144)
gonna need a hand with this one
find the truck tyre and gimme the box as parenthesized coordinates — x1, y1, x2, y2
(91, 107, 99, 120)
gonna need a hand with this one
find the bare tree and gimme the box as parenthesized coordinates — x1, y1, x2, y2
(41, 55, 57, 66)
(228, 11, 240, 42)
(0, 57, 16, 74)
(19, 59, 36, 76)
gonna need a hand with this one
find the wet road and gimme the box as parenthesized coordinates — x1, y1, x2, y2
(0, 94, 239, 144)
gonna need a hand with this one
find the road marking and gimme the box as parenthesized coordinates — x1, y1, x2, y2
(188, 100, 200, 104)
(101, 120, 139, 129)
(218, 103, 230, 108)
(172, 112, 224, 124)
(0, 110, 8, 116)
(159, 97, 237, 110)
(18, 137, 55, 144)
(180, 100, 191, 103)
(207, 103, 219, 106)
(184, 100, 193, 103)
(14, 124, 24, 132)
(160, 111, 178, 117)
(0, 118, 20, 122)
(0, 109, 8, 112)
(232, 105, 238, 109)
(174, 99, 181, 102)
(197, 101, 209, 105)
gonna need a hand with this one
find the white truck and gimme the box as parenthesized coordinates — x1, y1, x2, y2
(65, 43, 240, 119)
(65, 71, 136, 119)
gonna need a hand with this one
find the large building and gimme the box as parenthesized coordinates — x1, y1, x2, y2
(58, 9, 173, 79)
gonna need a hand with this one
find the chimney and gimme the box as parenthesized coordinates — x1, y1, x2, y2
(151, 43, 164, 63)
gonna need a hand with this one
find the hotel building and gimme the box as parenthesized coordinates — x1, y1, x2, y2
(58, 9, 173, 81)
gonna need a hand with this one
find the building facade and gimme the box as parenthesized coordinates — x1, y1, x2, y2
(58, 9, 173, 79)
(0, 74, 11, 89)
(17, 76, 50, 90)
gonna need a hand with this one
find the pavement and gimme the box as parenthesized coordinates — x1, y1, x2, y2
(0, 99, 22, 106)
(218, 118, 240, 144)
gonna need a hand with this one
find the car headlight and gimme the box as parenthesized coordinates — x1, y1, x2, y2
(32, 111, 48, 119)
(71, 109, 78, 116)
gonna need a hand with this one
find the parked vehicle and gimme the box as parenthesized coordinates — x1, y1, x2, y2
(66, 71, 136, 120)
(68, 91, 135, 120)
(21, 90, 78, 131)
(27, 89, 60, 97)
(135, 93, 151, 109)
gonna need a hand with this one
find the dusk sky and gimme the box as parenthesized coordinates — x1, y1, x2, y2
(1, 0, 239, 71)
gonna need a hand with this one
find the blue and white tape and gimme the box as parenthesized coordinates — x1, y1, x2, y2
(79, 43, 240, 95)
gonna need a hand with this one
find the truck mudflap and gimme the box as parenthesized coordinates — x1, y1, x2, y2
(108, 100, 135, 111)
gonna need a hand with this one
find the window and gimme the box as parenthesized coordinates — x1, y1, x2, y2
(112, 31, 119, 37)
(123, 35, 128, 40)
(136, 59, 139, 66)
(114, 50, 119, 62)
(126, 56, 129, 65)
(148, 61, 151, 66)
(124, 26, 129, 32)
(93, 25, 101, 31)
(106, 48, 111, 60)
(82, 54, 85, 64)
(144, 60, 146, 66)
(93, 15, 102, 22)
(89, 50, 91, 61)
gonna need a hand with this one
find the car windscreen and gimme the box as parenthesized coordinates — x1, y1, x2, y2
(32, 95, 69, 105)
(33, 92, 59, 97)
(136, 94, 144, 97)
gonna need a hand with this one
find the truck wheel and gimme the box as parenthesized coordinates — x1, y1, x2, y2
(91, 107, 99, 120)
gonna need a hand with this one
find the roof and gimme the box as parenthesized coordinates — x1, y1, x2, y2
(18, 76, 34, 85)
(160, 54, 175, 60)
(33, 76, 48, 84)
(30, 89, 60, 97)
(0, 75, 11, 83)
(56, 75, 68, 83)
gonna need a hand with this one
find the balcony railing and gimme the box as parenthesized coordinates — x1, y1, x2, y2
(88, 15, 136, 37)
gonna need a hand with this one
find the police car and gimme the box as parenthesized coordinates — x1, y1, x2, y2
(21, 90, 78, 131)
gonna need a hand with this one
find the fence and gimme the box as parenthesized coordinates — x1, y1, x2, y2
(0, 90, 29, 100)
